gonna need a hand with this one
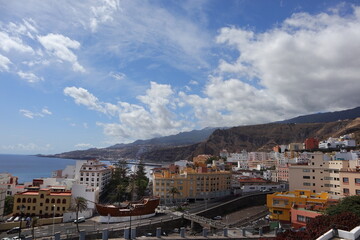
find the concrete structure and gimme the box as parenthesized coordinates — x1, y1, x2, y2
(316, 225, 360, 240)
(289, 152, 348, 196)
(77, 160, 112, 192)
(319, 135, 356, 149)
(339, 167, 360, 196)
(71, 183, 99, 209)
(267, 190, 334, 222)
(0, 188, 5, 217)
(13, 187, 71, 217)
(153, 165, 231, 203)
(288, 142, 304, 151)
(0, 173, 24, 196)
(291, 203, 324, 229)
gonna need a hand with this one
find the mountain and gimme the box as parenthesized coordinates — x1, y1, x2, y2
(108, 127, 218, 148)
(44, 107, 360, 162)
(278, 106, 360, 124)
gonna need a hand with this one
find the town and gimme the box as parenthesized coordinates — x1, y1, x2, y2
(1, 133, 360, 240)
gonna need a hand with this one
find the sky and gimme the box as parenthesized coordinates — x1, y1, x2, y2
(1, 0, 360, 154)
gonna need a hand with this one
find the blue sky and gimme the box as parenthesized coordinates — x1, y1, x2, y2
(1, 0, 360, 154)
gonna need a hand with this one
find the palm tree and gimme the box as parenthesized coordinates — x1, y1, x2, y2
(31, 217, 39, 239)
(72, 197, 87, 233)
(168, 187, 180, 205)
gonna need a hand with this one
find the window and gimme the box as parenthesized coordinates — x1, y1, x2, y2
(27, 198, 31, 203)
(33, 198, 36, 203)
(324, 177, 333, 180)
(297, 215, 306, 222)
(343, 188, 349, 194)
(303, 176, 310, 179)
(303, 169, 310, 172)
(51, 199, 55, 203)
(303, 182, 311, 186)
(46, 199, 49, 203)
(273, 210, 283, 214)
(17, 198, 21, 203)
(356, 189, 360, 195)
(40, 194, 44, 198)
(62, 199, 66, 204)
(356, 179, 360, 184)
(57, 199, 61, 204)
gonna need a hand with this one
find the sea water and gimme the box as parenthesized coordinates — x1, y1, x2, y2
(0, 154, 77, 183)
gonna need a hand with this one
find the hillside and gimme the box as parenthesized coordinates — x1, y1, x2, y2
(47, 118, 360, 162)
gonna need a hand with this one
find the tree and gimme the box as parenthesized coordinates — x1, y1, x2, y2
(102, 160, 130, 203)
(134, 162, 149, 198)
(4, 195, 14, 215)
(326, 195, 360, 217)
(72, 197, 88, 233)
(168, 187, 180, 205)
(31, 217, 39, 239)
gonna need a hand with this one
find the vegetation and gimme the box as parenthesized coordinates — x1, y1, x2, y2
(72, 197, 88, 233)
(325, 195, 360, 217)
(168, 187, 180, 205)
(102, 160, 149, 203)
(4, 195, 14, 215)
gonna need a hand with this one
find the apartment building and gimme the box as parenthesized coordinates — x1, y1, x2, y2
(0, 173, 24, 196)
(339, 167, 360, 196)
(152, 166, 231, 204)
(13, 187, 71, 217)
(77, 160, 112, 192)
(267, 189, 332, 222)
(289, 152, 349, 196)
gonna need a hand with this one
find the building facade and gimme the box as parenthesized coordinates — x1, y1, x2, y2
(13, 187, 71, 218)
(267, 190, 332, 222)
(77, 160, 112, 192)
(289, 152, 349, 196)
(153, 166, 231, 204)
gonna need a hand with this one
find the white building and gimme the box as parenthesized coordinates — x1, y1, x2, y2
(71, 183, 99, 210)
(78, 160, 112, 192)
(319, 135, 356, 149)
(0, 173, 25, 196)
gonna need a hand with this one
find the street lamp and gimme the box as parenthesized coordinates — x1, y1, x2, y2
(129, 205, 134, 239)
(52, 205, 56, 236)
(19, 204, 26, 239)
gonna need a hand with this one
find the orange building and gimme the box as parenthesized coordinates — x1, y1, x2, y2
(13, 187, 71, 218)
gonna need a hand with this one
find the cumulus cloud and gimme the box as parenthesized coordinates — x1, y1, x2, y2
(89, 0, 120, 32)
(17, 71, 43, 83)
(19, 107, 52, 119)
(63, 87, 117, 115)
(38, 33, 85, 72)
(0, 54, 11, 71)
(0, 31, 34, 53)
(65, 82, 185, 143)
(176, 5, 360, 128)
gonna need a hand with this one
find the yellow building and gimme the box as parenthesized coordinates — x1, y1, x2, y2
(153, 166, 231, 204)
(13, 187, 71, 218)
(267, 190, 331, 222)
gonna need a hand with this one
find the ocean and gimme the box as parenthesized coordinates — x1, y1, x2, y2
(0, 154, 77, 183)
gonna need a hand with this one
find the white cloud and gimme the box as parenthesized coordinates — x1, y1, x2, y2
(17, 71, 43, 83)
(38, 33, 85, 72)
(177, 5, 360, 128)
(189, 80, 198, 85)
(63, 86, 117, 115)
(75, 143, 93, 149)
(0, 54, 11, 71)
(0, 31, 34, 53)
(89, 0, 120, 32)
(109, 71, 126, 81)
(65, 82, 185, 143)
(19, 107, 52, 119)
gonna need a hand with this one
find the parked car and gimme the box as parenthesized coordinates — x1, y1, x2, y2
(74, 217, 86, 223)
(6, 227, 20, 234)
(213, 216, 222, 220)
(6, 216, 14, 222)
(13, 216, 20, 222)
